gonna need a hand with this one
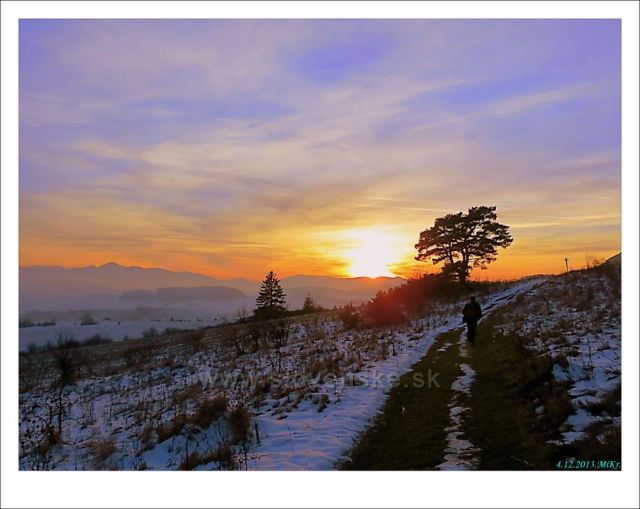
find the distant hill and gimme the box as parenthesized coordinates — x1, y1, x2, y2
(20, 262, 256, 296)
(19, 262, 405, 311)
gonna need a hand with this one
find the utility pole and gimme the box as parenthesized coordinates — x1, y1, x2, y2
(564, 257, 569, 272)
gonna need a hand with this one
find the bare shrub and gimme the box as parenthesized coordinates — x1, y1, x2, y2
(88, 438, 117, 461)
(179, 441, 239, 471)
(339, 304, 361, 330)
(172, 381, 202, 406)
(141, 423, 156, 450)
(179, 449, 207, 470)
(156, 413, 188, 443)
(544, 388, 574, 429)
(551, 351, 570, 368)
(123, 342, 157, 369)
(307, 356, 342, 380)
(267, 319, 292, 349)
(185, 329, 206, 353)
(53, 347, 78, 387)
(211, 441, 239, 470)
(19, 356, 47, 393)
(142, 326, 158, 338)
(222, 327, 248, 357)
(317, 393, 330, 412)
(253, 378, 271, 397)
(19, 417, 57, 470)
(192, 396, 228, 428)
(227, 406, 251, 444)
(247, 320, 264, 352)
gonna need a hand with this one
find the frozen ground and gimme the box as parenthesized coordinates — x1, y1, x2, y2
(19, 279, 538, 470)
(496, 264, 621, 446)
(250, 279, 544, 471)
(251, 319, 455, 470)
(20, 270, 617, 471)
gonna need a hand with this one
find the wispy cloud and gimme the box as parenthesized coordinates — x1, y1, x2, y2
(19, 19, 621, 278)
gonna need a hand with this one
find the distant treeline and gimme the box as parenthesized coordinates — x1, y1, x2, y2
(23, 334, 115, 354)
(20, 325, 202, 354)
(234, 302, 325, 324)
(19, 319, 57, 328)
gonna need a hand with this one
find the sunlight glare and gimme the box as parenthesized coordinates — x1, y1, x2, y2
(343, 229, 407, 278)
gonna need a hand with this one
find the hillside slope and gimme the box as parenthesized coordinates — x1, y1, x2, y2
(19, 265, 620, 471)
(18, 279, 533, 470)
(347, 262, 621, 470)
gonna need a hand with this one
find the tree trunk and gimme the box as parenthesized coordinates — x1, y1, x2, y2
(459, 256, 470, 284)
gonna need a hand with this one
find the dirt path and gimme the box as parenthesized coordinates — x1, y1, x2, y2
(344, 280, 556, 470)
(343, 326, 467, 470)
(436, 331, 479, 470)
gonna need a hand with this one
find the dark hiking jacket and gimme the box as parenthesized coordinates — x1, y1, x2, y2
(462, 301, 482, 323)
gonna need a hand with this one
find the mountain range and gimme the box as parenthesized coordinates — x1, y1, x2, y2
(20, 262, 405, 312)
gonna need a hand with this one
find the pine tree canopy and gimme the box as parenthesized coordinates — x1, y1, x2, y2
(255, 270, 287, 313)
(415, 205, 512, 284)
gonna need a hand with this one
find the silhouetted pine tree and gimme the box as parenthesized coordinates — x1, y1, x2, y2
(255, 271, 287, 317)
(415, 205, 512, 284)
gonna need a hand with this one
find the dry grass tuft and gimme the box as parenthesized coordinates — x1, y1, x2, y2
(192, 396, 228, 428)
(87, 438, 117, 461)
(227, 406, 251, 444)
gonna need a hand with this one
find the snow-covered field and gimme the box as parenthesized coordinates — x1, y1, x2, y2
(19, 318, 222, 351)
(253, 279, 543, 470)
(18, 279, 541, 470)
(496, 264, 621, 446)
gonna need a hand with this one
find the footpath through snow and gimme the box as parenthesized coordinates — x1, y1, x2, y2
(252, 278, 545, 470)
(436, 333, 479, 470)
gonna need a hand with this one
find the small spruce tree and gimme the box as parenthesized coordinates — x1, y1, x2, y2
(255, 271, 287, 318)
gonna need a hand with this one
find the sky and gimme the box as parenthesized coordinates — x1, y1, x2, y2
(19, 19, 621, 280)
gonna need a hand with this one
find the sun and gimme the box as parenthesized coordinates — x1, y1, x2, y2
(343, 229, 407, 278)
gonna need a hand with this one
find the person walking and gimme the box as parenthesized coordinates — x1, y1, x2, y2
(462, 296, 483, 344)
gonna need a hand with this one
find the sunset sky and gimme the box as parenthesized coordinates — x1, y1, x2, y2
(19, 19, 621, 280)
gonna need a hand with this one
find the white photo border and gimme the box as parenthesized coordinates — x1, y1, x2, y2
(2, 2, 638, 508)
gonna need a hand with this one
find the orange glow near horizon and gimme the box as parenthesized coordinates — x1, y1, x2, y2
(18, 221, 621, 282)
(18, 245, 622, 282)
